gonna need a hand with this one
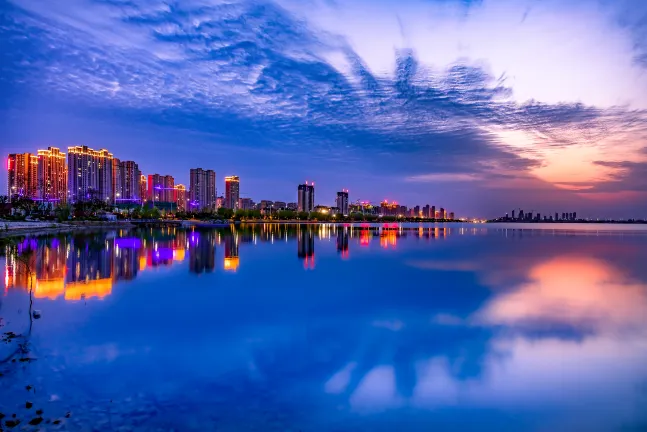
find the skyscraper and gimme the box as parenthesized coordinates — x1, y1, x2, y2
(7, 152, 38, 198)
(431, 206, 436, 219)
(175, 184, 187, 211)
(336, 189, 349, 216)
(37, 147, 67, 204)
(140, 175, 147, 204)
(422, 204, 430, 218)
(148, 174, 175, 203)
(114, 160, 141, 204)
(224, 176, 240, 210)
(238, 197, 254, 210)
(67, 146, 114, 203)
(297, 182, 315, 213)
(189, 168, 216, 211)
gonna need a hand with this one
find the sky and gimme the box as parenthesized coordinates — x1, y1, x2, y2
(1, 0, 647, 218)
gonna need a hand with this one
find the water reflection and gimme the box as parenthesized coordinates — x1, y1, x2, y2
(2, 224, 647, 430)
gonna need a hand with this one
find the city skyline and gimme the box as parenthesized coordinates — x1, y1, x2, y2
(1, 0, 647, 218)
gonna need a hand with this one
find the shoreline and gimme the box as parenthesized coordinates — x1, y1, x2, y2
(0, 221, 136, 239)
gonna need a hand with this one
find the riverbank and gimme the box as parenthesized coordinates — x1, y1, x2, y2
(0, 220, 136, 238)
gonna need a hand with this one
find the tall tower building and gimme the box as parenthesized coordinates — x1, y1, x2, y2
(336, 189, 349, 216)
(7, 152, 38, 198)
(224, 176, 240, 210)
(140, 175, 147, 204)
(37, 147, 67, 204)
(67, 146, 114, 203)
(297, 182, 315, 213)
(189, 168, 216, 211)
(148, 174, 175, 203)
(175, 184, 187, 211)
(114, 160, 141, 203)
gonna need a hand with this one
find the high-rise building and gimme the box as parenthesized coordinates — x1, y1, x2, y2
(140, 175, 147, 204)
(175, 184, 187, 211)
(413, 205, 421, 217)
(189, 168, 216, 211)
(67, 146, 114, 203)
(336, 190, 349, 216)
(36, 147, 67, 204)
(7, 152, 38, 198)
(114, 160, 141, 204)
(224, 176, 240, 210)
(422, 204, 430, 218)
(431, 206, 436, 219)
(297, 182, 315, 213)
(148, 174, 175, 203)
(449, 212, 455, 220)
(216, 196, 224, 209)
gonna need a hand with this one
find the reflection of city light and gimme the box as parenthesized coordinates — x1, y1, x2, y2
(224, 257, 240, 272)
(360, 230, 370, 246)
(303, 254, 315, 270)
(173, 249, 185, 261)
(65, 278, 113, 301)
(34, 279, 66, 299)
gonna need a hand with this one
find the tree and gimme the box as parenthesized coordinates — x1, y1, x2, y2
(0, 195, 8, 204)
(217, 207, 234, 219)
(11, 195, 36, 215)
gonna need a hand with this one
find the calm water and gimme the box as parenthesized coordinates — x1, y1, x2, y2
(1, 224, 647, 431)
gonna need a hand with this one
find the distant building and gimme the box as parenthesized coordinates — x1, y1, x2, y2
(216, 196, 224, 209)
(297, 182, 315, 212)
(175, 184, 187, 211)
(413, 205, 420, 217)
(512, 210, 516, 219)
(449, 212, 455, 220)
(238, 197, 254, 210)
(286, 202, 298, 210)
(7, 152, 38, 199)
(140, 175, 147, 204)
(431, 206, 436, 219)
(273, 201, 287, 210)
(148, 174, 175, 203)
(224, 176, 240, 210)
(67, 146, 114, 203)
(336, 190, 349, 216)
(114, 160, 141, 204)
(189, 168, 216, 211)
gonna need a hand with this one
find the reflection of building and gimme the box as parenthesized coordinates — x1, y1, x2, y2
(67, 146, 114, 203)
(336, 190, 349, 216)
(360, 229, 371, 247)
(189, 231, 216, 274)
(380, 230, 397, 248)
(189, 168, 216, 211)
(7, 152, 38, 198)
(336, 228, 349, 258)
(297, 182, 315, 213)
(114, 245, 139, 281)
(34, 237, 67, 299)
(298, 227, 315, 269)
(66, 237, 114, 299)
(224, 176, 240, 210)
(224, 234, 240, 272)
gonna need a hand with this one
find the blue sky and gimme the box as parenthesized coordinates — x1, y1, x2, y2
(1, 0, 647, 217)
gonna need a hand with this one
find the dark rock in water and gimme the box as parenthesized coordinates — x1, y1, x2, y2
(33, 310, 42, 319)
(5, 418, 21, 428)
(25, 401, 33, 409)
(28, 417, 44, 425)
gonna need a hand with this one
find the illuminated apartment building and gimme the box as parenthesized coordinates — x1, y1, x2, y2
(189, 168, 216, 211)
(67, 146, 114, 203)
(7, 152, 38, 198)
(114, 160, 142, 204)
(224, 176, 240, 210)
(36, 147, 67, 204)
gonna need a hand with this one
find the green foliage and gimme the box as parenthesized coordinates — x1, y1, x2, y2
(217, 207, 234, 219)
(54, 205, 71, 222)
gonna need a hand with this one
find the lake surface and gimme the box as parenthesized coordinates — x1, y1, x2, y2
(2, 223, 647, 431)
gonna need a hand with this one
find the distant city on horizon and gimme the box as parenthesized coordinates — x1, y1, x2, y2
(6, 145, 459, 220)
